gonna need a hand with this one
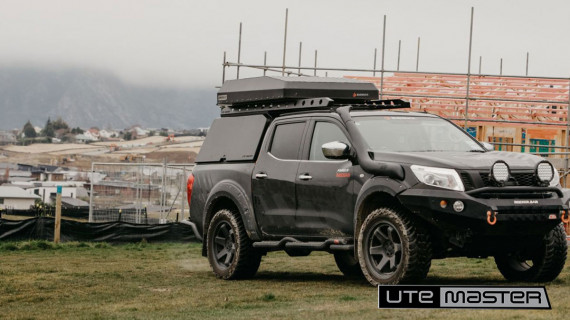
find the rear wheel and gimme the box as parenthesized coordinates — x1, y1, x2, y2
(357, 207, 432, 285)
(206, 209, 262, 279)
(495, 224, 567, 282)
(334, 251, 363, 278)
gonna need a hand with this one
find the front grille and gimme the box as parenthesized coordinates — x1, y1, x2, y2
(479, 171, 536, 187)
(460, 172, 475, 191)
(479, 172, 493, 187)
(511, 173, 536, 186)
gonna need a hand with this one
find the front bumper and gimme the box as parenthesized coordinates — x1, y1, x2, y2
(397, 186, 567, 236)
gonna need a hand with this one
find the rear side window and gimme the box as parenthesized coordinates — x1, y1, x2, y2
(270, 122, 305, 160)
(196, 115, 268, 163)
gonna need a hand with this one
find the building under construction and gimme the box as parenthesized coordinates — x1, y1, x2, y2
(347, 73, 570, 168)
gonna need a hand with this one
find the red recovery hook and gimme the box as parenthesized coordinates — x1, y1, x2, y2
(486, 211, 497, 226)
(561, 210, 570, 224)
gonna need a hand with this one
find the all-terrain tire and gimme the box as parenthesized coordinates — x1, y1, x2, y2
(334, 252, 364, 278)
(357, 207, 432, 285)
(206, 209, 262, 279)
(495, 224, 567, 282)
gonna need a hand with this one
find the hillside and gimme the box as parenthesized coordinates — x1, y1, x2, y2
(0, 67, 219, 130)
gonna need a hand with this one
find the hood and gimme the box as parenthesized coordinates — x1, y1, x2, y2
(372, 151, 545, 171)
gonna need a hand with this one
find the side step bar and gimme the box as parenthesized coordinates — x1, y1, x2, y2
(253, 237, 353, 252)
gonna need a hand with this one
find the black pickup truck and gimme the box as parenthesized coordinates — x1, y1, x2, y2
(187, 76, 568, 285)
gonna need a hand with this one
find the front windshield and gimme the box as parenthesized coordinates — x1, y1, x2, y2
(354, 115, 484, 152)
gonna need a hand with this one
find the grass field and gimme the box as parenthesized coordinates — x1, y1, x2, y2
(0, 241, 568, 320)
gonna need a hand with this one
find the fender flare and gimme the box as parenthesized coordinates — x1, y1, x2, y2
(353, 176, 408, 235)
(202, 180, 261, 241)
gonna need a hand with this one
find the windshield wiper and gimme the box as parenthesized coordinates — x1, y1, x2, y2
(469, 149, 485, 153)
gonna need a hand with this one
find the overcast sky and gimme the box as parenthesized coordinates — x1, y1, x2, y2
(1, 0, 569, 88)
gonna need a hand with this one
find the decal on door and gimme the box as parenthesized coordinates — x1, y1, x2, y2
(336, 168, 350, 178)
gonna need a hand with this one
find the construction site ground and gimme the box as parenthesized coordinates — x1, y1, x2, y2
(0, 136, 203, 170)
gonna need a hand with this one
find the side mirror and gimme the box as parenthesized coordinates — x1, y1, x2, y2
(322, 141, 350, 160)
(480, 141, 494, 151)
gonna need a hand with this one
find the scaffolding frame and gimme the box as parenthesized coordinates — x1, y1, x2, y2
(219, 7, 570, 186)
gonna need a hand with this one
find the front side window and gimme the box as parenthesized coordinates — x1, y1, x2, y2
(270, 122, 305, 160)
(309, 122, 350, 161)
(354, 115, 483, 152)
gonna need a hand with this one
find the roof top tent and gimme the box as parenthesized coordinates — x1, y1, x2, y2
(217, 76, 379, 106)
(216, 76, 409, 117)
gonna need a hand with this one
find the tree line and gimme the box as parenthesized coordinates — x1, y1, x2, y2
(21, 118, 83, 141)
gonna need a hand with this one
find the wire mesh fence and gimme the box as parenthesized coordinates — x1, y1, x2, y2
(89, 162, 194, 224)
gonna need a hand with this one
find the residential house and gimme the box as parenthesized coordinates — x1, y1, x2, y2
(5, 181, 88, 205)
(0, 186, 40, 210)
(0, 131, 17, 145)
(18, 164, 62, 181)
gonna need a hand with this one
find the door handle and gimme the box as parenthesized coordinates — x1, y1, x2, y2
(255, 173, 268, 179)
(299, 174, 312, 181)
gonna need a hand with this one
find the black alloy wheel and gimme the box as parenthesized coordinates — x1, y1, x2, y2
(206, 209, 262, 279)
(212, 220, 236, 269)
(357, 207, 432, 285)
(364, 221, 403, 279)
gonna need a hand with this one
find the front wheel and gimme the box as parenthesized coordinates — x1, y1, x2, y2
(357, 207, 432, 285)
(206, 209, 261, 279)
(495, 224, 567, 282)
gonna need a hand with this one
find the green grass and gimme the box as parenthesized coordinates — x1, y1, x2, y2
(0, 241, 568, 319)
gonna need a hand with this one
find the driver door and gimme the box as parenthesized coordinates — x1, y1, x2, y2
(295, 118, 355, 237)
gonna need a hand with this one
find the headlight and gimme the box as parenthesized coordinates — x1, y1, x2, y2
(411, 165, 465, 191)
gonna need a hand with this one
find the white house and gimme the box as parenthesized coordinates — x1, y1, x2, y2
(84, 129, 100, 141)
(5, 181, 88, 205)
(0, 186, 40, 210)
(27, 182, 88, 204)
(75, 134, 96, 143)
(133, 126, 149, 137)
(99, 129, 119, 139)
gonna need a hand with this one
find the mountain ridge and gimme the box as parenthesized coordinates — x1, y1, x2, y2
(0, 67, 219, 130)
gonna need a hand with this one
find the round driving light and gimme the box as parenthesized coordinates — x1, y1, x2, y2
(491, 161, 510, 183)
(453, 201, 464, 212)
(536, 162, 554, 183)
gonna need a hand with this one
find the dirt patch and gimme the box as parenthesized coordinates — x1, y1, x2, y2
(144, 151, 197, 163)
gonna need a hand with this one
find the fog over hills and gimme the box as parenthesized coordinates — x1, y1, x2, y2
(0, 67, 219, 130)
